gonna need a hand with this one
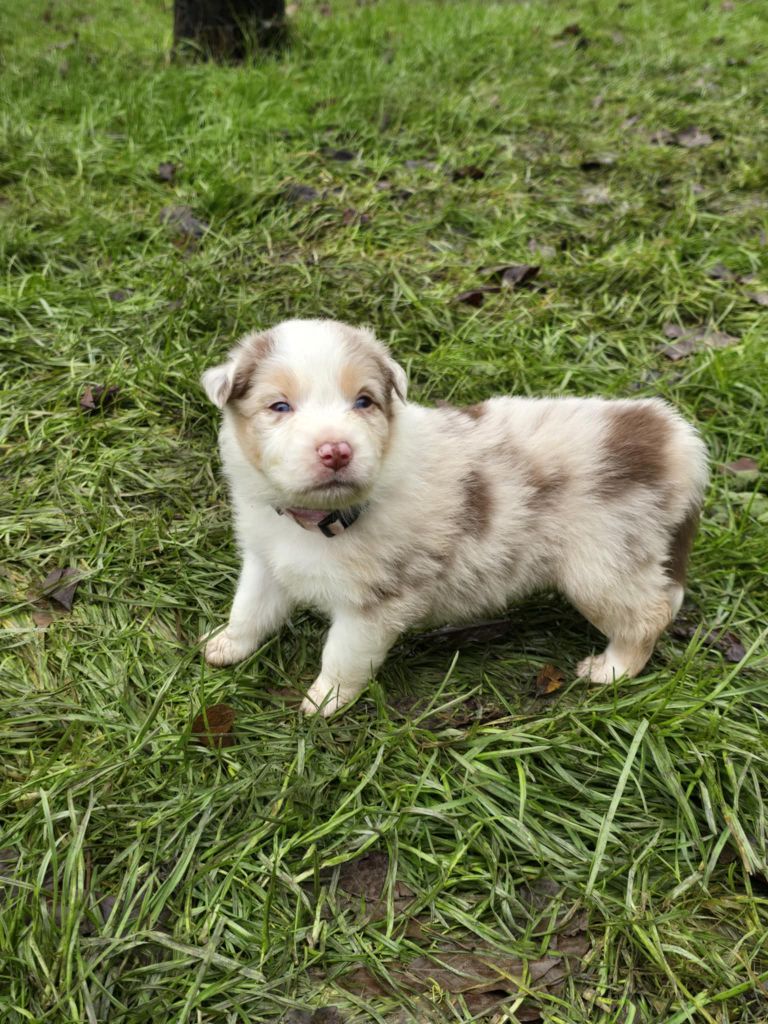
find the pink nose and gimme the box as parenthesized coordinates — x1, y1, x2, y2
(317, 441, 352, 471)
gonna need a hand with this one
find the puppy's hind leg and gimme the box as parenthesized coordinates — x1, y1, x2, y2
(567, 569, 676, 685)
(204, 551, 291, 666)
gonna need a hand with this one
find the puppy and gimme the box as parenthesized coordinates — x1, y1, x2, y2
(201, 318, 708, 716)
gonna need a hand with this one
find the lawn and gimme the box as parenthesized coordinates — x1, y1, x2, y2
(1, 0, 768, 1021)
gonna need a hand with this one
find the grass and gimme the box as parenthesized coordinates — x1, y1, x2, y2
(1, 0, 768, 1020)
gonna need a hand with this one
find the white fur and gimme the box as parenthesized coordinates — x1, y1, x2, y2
(201, 319, 709, 716)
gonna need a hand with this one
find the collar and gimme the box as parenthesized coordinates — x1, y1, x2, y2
(275, 503, 367, 538)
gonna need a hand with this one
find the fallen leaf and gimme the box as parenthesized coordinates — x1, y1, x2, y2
(580, 184, 612, 205)
(659, 323, 739, 360)
(553, 23, 588, 47)
(671, 620, 746, 663)
(309, 1011, 345, 1024)
(501, 264, 541, 289)
(156, 162, 177, 182)
(191, 703, 236, 748)
(455, 286, 501, 307)
(31, 609, 54, 628)
(528, 239, 557, 259)
(650, 127, 715, 148)
(580, 153, 617, 170)
(341, 208, 371, 227)
(282, 183, 320, 203)
(706, 262, 736, 281)
(343, 949, 575, 1007)
(318, 2, 331, 14)
(337, 851, 414, 921)
(107, 288, 134, 302)
(404, 158, 438, 171)
(534, 664, 565, 696)
(40, 568, 80, 611)
(720, 456, 759, 476)
(747, 291, 768, 307)
(676, 127, 715, 148)
(80, 384, 120, 413)
(452, 164, 486, 181)
(159, 205, 209, 240)
(321, 146, 357, 162)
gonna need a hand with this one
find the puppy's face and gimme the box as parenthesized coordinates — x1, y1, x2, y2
(202, 319, 407, 509)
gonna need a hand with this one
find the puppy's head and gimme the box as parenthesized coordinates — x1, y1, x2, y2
(202, 319, 407, 509)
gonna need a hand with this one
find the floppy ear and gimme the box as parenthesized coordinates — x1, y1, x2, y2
(388, 356, 408, 402)
(201, 330, 275, 409)
(201, 361, 235, 409)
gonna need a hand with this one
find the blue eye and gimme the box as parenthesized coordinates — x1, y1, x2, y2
(354, 395, 373, 409)
(270, 401, 292, 413)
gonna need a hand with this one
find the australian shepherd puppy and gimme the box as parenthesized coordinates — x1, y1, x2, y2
(201, 318, 708, 716)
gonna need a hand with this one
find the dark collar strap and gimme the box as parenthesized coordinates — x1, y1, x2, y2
(317, 504, 366, 537)
(276, 503, 367, 537)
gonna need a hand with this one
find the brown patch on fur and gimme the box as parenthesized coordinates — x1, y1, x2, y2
(231, 413, 262, 470)
(527, 467, 567, 509)
(462, 470, 492, 535)
(436, 401, 486, 420)
(665, 507, 700, 585)
(260, 365, 300, 407)
(338, 323, 404, 416)
(602, 404, 669, 497)
(228, 332, 275, 403)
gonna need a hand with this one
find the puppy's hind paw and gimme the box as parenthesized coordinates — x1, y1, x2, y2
(203, 628, 257, 667)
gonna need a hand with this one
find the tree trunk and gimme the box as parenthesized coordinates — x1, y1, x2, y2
(174, 0, 286, 61)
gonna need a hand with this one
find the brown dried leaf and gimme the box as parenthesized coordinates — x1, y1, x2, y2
(534, 664, 565, 696)
(191, 703, 236, 748)
(659, 324, 739, 360)
(40, 568, 81, 611)
(321, 146, 357, 162)
(580, 153, 617, 170)
(671, 620, 746, 663)
(452, 164, 486, 181)
(720, 456, 759, 476)
(282, 183, 320, 203)
(107, 288, 134, 302)
(337, 851, 414, 921)
(706, 262, 736, 281)
(156, 162, 177, 182)
(528, 239, 557, 259)
(455, 286, 501, 307)
(345, 950, 570, 999)
(341, 208, 371, 227)
(502, 264, 540, 289)
(159, 205, 209, 239)
(676, 127, 715, 148)
(80, 384, 120, 413)
(404, 158, 438, 171)
(747, 291, 768, 307)
(31, 608, 54, 628)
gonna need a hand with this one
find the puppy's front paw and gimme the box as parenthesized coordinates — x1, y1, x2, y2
(203, 628, 256, 667)
(577, 653, 624, 685)
(300, 677, 355, 717)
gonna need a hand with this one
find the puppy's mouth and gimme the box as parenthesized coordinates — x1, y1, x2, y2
(289, 478, 363, 510)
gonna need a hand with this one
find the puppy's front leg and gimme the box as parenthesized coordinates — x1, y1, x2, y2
(204, 551, 291, 666)
(301, 610, 398, 717)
